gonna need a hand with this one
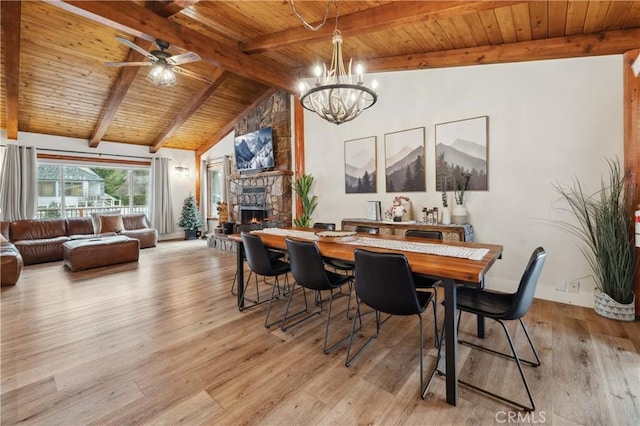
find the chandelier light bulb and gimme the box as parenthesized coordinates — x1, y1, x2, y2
(356, 64, 364, 84)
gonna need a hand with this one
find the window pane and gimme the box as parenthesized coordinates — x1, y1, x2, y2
(37, 165, 62, 218)
(91, 167, 128, 209)
(208, 168, 222, 217)
(36, 164, 150, 218)
(64, 166, 109, 217)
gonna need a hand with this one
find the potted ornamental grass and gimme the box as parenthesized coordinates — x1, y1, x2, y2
(553, 159, 637, 321)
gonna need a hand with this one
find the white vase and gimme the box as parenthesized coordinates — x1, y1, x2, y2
(593, 291, 636, 321)
(452, 204, 468, 224)
(441, 207, 451, 225)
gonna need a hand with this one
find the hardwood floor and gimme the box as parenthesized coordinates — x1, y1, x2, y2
(1, 240, 639, 425)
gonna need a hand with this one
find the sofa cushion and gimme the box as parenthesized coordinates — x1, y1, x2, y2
(13, 236, 69, 265)
(11, 219, 67, 241)
(0, 233, 7, 243)
(66, 217, 94, 236)
(99, 215, 125, 233)
(122, 214, 148, 230)
(90, 211, 121, 233)
(121, 229, 158, 249)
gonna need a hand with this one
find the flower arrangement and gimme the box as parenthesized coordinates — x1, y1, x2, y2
(441, 176, 448, 208)
(385, 195, 411, 220)
(454, 173, 472, 205)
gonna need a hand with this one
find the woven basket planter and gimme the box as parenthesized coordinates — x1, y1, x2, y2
(594, 291, 636, 322)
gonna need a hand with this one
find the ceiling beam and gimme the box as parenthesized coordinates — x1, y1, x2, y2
(240, 1, 524, 54)
(88, 1, 203, 148)
(152, 0, 201, 17)
(89, 38, 153, 147)
(195, 87, 278, 157)
(56, 0, 296, 91)
(1, 1, 22, 140)
(150, 69, 229, 153)
(361, 28, 640, 73)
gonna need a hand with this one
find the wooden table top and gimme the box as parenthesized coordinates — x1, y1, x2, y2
(228, 228, 503, 283)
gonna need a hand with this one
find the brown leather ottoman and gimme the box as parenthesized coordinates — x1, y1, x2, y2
(63, 236, 139, 272)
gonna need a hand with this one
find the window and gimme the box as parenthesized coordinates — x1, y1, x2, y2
(36, 163, 150, 219)
(207, 158, 227, 218)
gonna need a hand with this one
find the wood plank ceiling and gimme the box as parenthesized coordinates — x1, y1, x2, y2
(1, 1, 639, 154)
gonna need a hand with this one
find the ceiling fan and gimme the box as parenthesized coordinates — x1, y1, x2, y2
(105, 36, 212, 85)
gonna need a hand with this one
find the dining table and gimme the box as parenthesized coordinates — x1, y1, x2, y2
(227, 227, 503, 407)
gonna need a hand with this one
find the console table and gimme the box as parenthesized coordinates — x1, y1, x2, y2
(341, 218, 473, 242)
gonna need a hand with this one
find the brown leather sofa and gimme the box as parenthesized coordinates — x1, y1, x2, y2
(1, 230, 23, 286)
(1, 214, 157, 266)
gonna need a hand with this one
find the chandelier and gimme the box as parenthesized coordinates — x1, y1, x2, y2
(293, 0, 378, 125)
(147, 59, 176, 87)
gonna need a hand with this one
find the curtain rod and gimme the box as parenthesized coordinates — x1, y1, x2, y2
(0, 145, 160, 161)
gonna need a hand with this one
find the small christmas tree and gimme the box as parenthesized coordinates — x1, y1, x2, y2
(177, 194, 202, 237)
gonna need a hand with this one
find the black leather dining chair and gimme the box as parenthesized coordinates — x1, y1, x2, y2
(230, 223, 284, 297)
(312, 222, 355, 273)
(429, 247, 547, 411)
(312, 222, 336, 230)
(282, 238, 354, 353)
(241, 232, 291, 328)
(404, 229, 444, 346)
(345, 249, 437, 398)
(354, 225, 379, 235)
(405, 230, 443, 240)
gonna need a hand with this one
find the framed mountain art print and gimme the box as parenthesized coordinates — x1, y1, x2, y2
(435, 116, 489, 191)
(344, 136, 377, 194)
(384, 127, 426, 193)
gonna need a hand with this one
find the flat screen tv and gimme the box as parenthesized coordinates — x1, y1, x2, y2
(234, 127, 274, 173)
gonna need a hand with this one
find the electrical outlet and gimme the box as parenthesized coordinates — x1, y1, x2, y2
(554, 279, 567, 292)
(567, 280, 580, 293)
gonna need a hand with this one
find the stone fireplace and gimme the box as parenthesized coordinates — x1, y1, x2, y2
(229, 171, 292, 226)
(224, 90, 293, 228)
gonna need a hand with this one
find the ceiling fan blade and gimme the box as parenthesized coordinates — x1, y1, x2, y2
(167, 52, 201, 66)
(173, 66, 212, 84)
(115, 36, 157, 61)
(104, 61, 152, 67)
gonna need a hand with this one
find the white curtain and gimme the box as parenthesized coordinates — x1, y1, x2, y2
(200, 159, 207, 233)
(0, 145, 38, 221)
(222, 155, 230, 203)
(149, 157, 174, 234)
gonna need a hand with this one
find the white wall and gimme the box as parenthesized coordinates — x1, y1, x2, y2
(0, 131, 196, 240)
(201, 131, 234, 161)
(303, 55, 624, 307)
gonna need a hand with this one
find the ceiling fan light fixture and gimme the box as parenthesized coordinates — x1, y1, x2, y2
(147, 62, 176, 87)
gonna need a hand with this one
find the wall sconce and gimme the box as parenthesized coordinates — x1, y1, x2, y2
(174, 166, 190, 176)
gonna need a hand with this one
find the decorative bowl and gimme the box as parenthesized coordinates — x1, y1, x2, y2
(314, 230, 357, 242)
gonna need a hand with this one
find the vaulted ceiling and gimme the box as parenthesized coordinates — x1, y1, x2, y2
(2, 1, 639, 156)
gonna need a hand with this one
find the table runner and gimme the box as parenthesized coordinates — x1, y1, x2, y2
(255, 228, 488, 261)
